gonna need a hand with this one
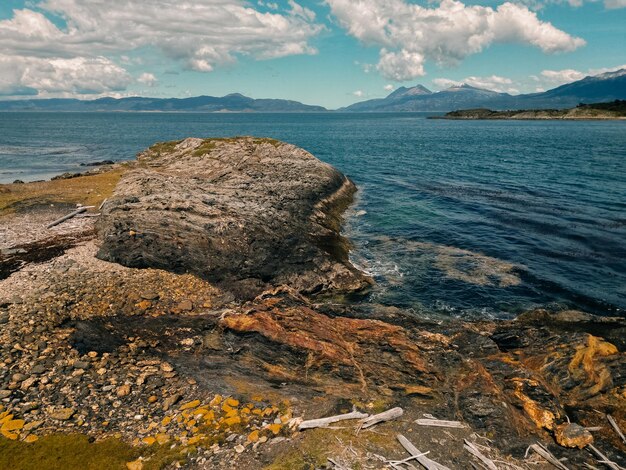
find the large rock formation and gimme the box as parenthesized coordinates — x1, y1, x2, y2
(96, 137, 371, 298)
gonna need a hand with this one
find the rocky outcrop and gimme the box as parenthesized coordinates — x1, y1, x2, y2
(96, 137, 371, 298)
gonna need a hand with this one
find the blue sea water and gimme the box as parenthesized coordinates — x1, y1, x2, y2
(1, 112, 625, 318)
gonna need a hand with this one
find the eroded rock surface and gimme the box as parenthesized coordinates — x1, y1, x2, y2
(96, 137, 371, 298)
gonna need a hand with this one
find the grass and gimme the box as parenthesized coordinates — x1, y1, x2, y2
(0, 434, 192, 470)
(0, 169, 125, 218)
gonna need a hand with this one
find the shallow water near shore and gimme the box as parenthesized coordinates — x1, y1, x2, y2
(1, 112, 625, 318)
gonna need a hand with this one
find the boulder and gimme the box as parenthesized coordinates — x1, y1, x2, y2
(96, 137, 371, 298)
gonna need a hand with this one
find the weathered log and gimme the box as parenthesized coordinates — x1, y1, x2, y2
(588, 444, 623, 470)
(360, 407, 403, 429)
(527, 443, 571, 470)
(298, 410, 369, 430)
(46, 206, 94, 229)
(607, 415, 626, 444)
(463, 440, 498, 470)
(397, 434, 451, 470)
(415, 418, 466, 429)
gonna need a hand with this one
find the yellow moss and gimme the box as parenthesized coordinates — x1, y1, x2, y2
(225, 398, 239, 408)
(210, 395, 222, 407)
(266, 424, 282, 435)
(1, 419, 23, 431)
(23, 435, 38, 443)
(223, 416, 241, 427)
(179, 400, 201, 411)
(161, 416, 172, 426)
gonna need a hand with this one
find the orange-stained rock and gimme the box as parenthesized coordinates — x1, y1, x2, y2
(512, 379, 557, 430)
(554, 423, 593, 449)
(221, 298, 434, 390)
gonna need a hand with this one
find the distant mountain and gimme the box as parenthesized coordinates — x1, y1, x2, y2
(342, 69, 626, 112)
(0, 93, 327, 112)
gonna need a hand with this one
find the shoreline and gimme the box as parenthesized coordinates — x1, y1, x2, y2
(1, 138, 625, 469)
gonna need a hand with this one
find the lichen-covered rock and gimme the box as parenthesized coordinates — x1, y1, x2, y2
(96, 137, 371, 298)
(555, 423, 593, 448)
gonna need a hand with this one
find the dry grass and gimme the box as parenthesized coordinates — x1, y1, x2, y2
(0, 169, 125, 218)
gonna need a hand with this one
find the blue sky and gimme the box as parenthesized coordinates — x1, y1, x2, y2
(0, 0, 624, 108)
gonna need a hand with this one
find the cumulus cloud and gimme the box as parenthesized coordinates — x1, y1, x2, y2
(432, 75, 517, 93)
(353, 90, 364, 97)
(137, 73, 158, 87)
(0, 0, 322, 96)
(326, 0, 585, 81)
(0, 55, 132, 97)
(384, 84, 394, 91)
(604, 0, 626, 7)
(433, 63, 626, 94)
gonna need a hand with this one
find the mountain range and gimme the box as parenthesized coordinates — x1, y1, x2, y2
(342, 69, 626, 112)
(0, 93, 327, 113)
(0, 69, 624, 113)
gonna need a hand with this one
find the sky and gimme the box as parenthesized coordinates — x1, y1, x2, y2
(0, 0, 624, 108)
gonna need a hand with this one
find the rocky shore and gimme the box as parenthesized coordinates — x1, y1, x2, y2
(1, 138, 624, 470)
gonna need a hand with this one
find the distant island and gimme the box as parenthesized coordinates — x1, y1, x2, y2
(433, 100, 626, 120)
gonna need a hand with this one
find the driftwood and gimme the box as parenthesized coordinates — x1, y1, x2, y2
(415, 418, 466, 429)
(359, 407, 403, 429)
(46, 206, 94, 229)
(463, 440, 498, 470)
(298, 410, 369, 430)
(98, 198, 108, 210)
(526, 443, 571, 470)
(397, 434, 451, 470)
(607, 415, 626, 444)
(588, 444, 624, 470)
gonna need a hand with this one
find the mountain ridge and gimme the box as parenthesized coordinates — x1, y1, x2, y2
(0, 69, 624, 112)
(341, 69, 626, 112)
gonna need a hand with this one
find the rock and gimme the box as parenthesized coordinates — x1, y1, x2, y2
(117, 384, 131, 397)
(554, 423, 593, 449)
(30, 365, 46, 375)
(160, 362, 174, 373)
(0, 390, 11, 399)
(177, 300, 193, 311)
(126, 459, 143, 470)
(0, 312, 8, 325)
(73, 361, 89, 370)
(140, 292, 159, 301)
(163, 393, 181, 411)
(49, 408, 75, 420)
(96, 137, 371, 298)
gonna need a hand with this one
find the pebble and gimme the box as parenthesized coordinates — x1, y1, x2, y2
(49, 408, 75, 420)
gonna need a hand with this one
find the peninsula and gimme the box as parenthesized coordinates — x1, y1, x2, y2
(434, 100, 626, 120)
(0, 138, 624, 469)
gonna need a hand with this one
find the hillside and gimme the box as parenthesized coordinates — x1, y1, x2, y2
(343, 69, 626, 112)
(0, 93, 327, 113)
(434, 100, 626, 120)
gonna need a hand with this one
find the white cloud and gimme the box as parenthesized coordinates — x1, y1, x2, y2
(137, 72, 158, 87)
(384, 84, 394, 91)
(432, 75, 517, 93)
(326, 0, 585, 81)
(540, 69, 585, 84)
(0, 0, 322, 97)
(0, 55, 132, 97)
(605, 0, 626, 7)
(432, 63, 626, 94)
(353, 90, 364, 97)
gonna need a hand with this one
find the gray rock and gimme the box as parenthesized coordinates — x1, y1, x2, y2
(0, 312, 8, 324)
(96, 137, 371, 298)
(0, 390, 11, 399)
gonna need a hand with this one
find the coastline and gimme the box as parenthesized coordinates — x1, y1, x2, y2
(1, 139, 625, 469)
